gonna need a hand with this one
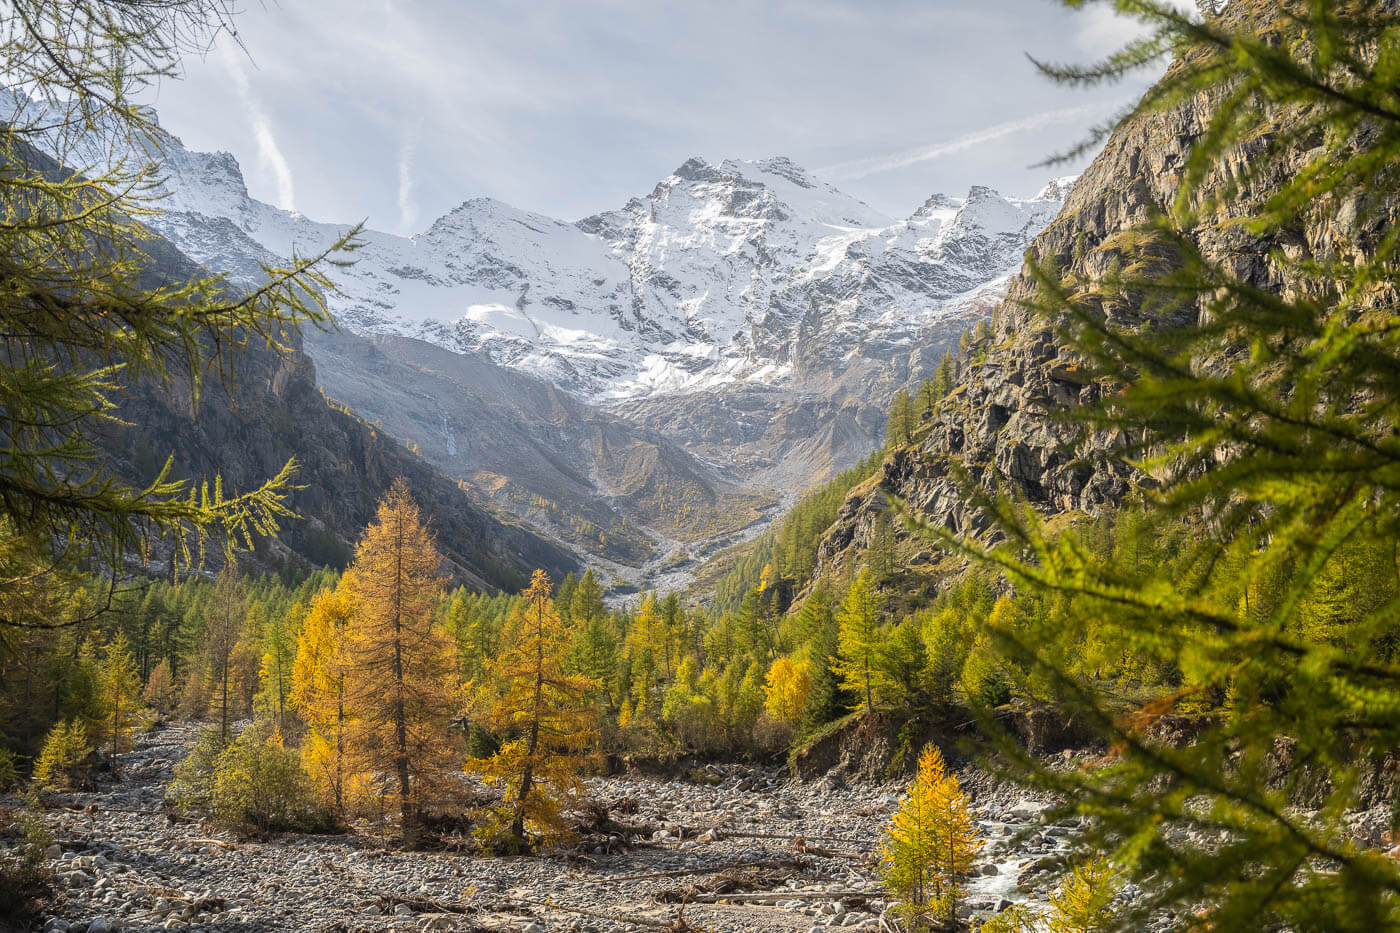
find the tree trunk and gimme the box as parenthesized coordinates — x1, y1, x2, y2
(510, 599, 547, 846)
(393, 517, 413, 846)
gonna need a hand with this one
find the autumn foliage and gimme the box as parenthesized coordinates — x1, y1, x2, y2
(465, 570, 598, 852)
(879, 744, 981, 930)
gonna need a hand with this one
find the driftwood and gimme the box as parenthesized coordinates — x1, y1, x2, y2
(374, 892, 469, 915)
(600, 857, 808, 883)
(676, 889, 882, 905)
(182, 837, 237, 849)
(473, 892, 697, 931)
(654, 867, 792, 904)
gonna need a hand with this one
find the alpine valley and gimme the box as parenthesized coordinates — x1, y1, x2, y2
(144, 132, 1072, 581)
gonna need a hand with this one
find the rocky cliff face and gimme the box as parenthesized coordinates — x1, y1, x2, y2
(811, 4, 1371, 580)
(100, 237, 576, 591)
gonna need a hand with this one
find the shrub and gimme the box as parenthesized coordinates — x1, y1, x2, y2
(0, 799, 54, 921)
(170, 724, 335, 835)
(30, 720, 92, 791)
(0, 747, 19, 792)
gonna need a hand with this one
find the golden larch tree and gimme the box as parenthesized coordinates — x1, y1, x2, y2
(762, 656, 812, 727)
(465, 569, 598, 852)
(292, 586, 355, 810)
(1047, 858, 1119, 933)
(341, 479, 460, 844)
(879, 744, 982, 930)
(203, 568, 247, 744)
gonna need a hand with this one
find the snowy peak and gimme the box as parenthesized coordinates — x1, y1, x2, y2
(1035, 175, 1079, 201)
(140, 131, 1071, 404)
(911, 192, 962, 221)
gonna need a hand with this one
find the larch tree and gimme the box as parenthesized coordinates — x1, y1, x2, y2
(257, 599, 303, 735)
(879, 745, 981, 931)
(291, 587, 355, 810)
(341, 479, 460, 845)
(625, 594, 669, 729)
(100, 632, 141, 760)
(1046, 858, 1119, 933)
(918, 2, 1400, 929)
(203, 568, 246, 745)
(886, 389, 915, 447)
(833, 570, 888, 713)
(761, 656, 812, 729)
(0, 0, 356, 636)
(466, 570, 598, 852)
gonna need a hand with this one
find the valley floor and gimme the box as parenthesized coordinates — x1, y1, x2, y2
(23, 725, 1094, 933)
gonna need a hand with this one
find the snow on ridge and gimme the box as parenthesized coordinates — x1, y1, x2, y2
(141, 139, 1070, 404)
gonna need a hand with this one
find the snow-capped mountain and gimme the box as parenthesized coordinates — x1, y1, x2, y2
(134, 127, 1071, 576)
(146, 139, 1070, 406)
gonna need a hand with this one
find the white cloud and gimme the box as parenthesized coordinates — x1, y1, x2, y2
(217, 42, 296, 211)
(816, 103, 1116, 182)
(397, 129, 419, 233)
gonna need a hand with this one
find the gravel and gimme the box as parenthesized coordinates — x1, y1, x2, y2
(12, 724, 1110, 933)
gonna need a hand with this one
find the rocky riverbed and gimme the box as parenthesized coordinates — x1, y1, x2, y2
(16, 723, 1109, 933)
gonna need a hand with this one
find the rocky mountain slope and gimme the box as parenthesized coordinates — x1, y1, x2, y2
(807, 1, 1366, 583)
(302, 328, 774, 569)
(99, 234, 576, 591)
(139, 130, 1068, 571)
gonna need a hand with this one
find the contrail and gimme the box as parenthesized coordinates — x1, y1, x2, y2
(816, 102, 1118, 181)
(218, 42, 296, 211)
(398, 129, 419, 233)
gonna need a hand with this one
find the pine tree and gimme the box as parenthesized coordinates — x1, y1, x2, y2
(341, 480, 460, 845)
(879, 745, 981, 930)
(465, 570, 598, 851)
(832, 570, 888, 713)
(99, 633, 142, 761)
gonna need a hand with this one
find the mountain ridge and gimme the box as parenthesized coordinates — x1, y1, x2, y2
(140, 128, 1070, 579)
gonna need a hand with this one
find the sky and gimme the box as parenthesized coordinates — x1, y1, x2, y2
(143, 1, 1163, 234)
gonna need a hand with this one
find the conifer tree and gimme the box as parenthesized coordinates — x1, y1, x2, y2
(31, 720, 91, 790)
(1046, 858, 1119, 933)
(887, 389, 915, 447)
(917, 2, 1400, 929)
(202, 568, 246, 745)
(761, 656, 812, 728)
(0, 0, 357, 611)
(466, 570, 597, 851)
(141, 659, 177, 715)
(867, 512, 896, 588)
(341, 480, 460, 845)
(832, 570, 888, 712)
(291, 587, 355, 810)
(879, 745, 981, 930)
(256, 600, 302, 734)
(99, 632, 141, 760)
